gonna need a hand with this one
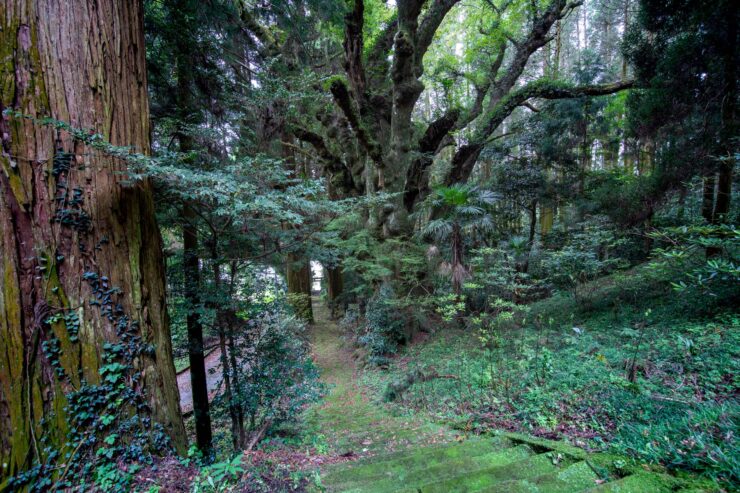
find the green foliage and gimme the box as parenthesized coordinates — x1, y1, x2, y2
(212, 291, 325, 443)
(648, 224, 739, 302)
(191, 454, 244, 493)
(370, 272, 739, 487)
(354, 283, 409, 366)
(617, 402, 739, 485)
(465, 246, 545, 309)
(540, 219, 628, 303)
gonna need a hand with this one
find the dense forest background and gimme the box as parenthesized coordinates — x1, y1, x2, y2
(0, 0, 737, 491)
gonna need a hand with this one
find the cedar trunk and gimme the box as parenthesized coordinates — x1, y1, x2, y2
(0, 0, 186, 479)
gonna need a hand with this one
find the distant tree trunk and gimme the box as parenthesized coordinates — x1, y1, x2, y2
(554, 20, 562, 78)
(451, 223, 464, 296)
(714, 0, 736, 225)
(701, 174, 717, 223)
(326, 266, 344, 318)
(521, 200, 538, 273)
(707, 2, 736, 256)
(286, 254, 314, 323)
(0, 0, 186, 479)
(622, 0, 630, 79)
(540, 204, 554, 236)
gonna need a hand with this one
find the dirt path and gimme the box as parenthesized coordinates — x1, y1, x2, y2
(305, 297, 456, 459)
(177, 348, 223, 415)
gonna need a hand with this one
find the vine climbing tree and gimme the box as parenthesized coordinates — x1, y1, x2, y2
(0, 0, 186, 486)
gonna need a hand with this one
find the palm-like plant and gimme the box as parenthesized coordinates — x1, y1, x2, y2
(418, 185, 497, 294)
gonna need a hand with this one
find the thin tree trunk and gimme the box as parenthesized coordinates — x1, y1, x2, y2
(211, 251, 242, 451)
(217, 325, 239, 450)
(521, 200, 538, 273)
(622, 0, 630, 79)
(227, 331, 246, 447)
(174, 0, 212, 454)
(183, 206, 212, 456)
(451, 223, 464, 296)
(0, 0, 185, 478)
(714, 0, 736, 225)
(554, 20, 562, 78)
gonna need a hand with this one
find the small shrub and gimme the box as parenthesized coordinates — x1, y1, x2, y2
(356, 283, 408, 366)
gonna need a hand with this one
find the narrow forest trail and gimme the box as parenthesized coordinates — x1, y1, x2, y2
(306, 298, 691, 493)
(305, 298, 456, 458)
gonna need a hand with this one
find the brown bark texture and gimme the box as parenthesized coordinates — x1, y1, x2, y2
(0, 0, 186, 479)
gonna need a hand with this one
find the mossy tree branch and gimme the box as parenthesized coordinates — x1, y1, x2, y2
(445, 79, 635, 185)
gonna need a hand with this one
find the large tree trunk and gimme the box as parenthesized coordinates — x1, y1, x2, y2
(0, 0, 186, 480)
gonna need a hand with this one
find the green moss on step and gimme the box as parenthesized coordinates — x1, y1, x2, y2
(326, 444, 534, 491)
(414, 453, 575, 493)
(585, 472, 675, 492)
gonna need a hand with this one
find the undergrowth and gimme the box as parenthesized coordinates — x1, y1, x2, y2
(364, 272, 739, 488)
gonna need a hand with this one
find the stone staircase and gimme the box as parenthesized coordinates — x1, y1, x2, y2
(321, 433, 694, 493)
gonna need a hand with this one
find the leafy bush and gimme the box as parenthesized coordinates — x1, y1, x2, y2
(213, 303, 324, 445)
(466, 247, 548, 310)
(648, 224, 739, 307)
(355, 283, 408, 366)
(540, 220, 628, 304)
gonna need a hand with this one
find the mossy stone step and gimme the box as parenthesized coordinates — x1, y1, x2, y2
(410, 453, 577, 493)
(326, 445, 534, 492)
(475, 461, 599, 493)
(584, 472, 675, 492)
(323, 436, 511, 474)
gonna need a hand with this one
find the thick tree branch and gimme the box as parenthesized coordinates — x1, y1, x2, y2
(328, 78, 384, 165)
(416, 0, 462, 71)
(291, 126, 360, 196)
(446, 79, 635, 185)
(234, 0, 280, 58)
(489, 0, 581, 105)
(291, 127, 340, 164)
(404, 108, 460, 210)
(419, 109, 461, 154)
(343, 0, 367, 98)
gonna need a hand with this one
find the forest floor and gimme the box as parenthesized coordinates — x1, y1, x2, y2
(304, 297, 457, 459)
(304, 296, 722, 492)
